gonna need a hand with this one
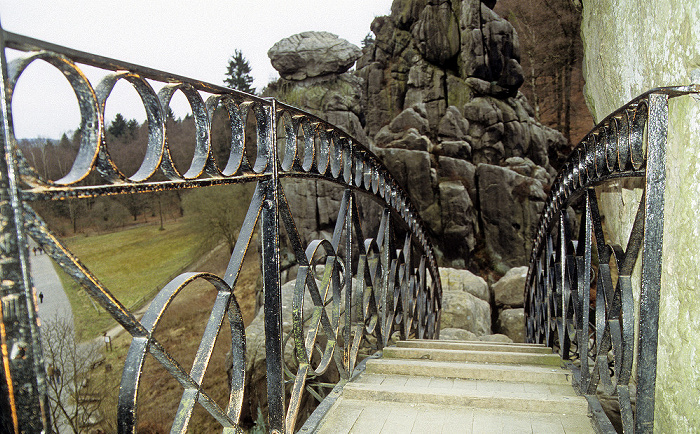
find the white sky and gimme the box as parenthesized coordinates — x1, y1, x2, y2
(0, 0, 393, 139)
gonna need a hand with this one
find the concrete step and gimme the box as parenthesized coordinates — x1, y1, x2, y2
(316, 398, 594, 434)
(397, 339, 553, 354)
(364, 357, 572, 384)
(344, 373, 589, 415)
(383, 346, 563, 366)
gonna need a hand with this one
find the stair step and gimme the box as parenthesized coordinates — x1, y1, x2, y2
(383, 346, 563, 366)
(316, 398, 594, 433)
(397, 339, 553, 354)
(343, 376, 589, 415)
(365, 358, 572, 384)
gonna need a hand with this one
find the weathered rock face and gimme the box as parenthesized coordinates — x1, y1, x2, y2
(439, 267, 489, 302)
(266, 0, 568, 270)
(270, 73, 368, 145)
(268, 31, 362, 80)
(582, 2, 700, 430)
(353, 0, 566, 268)
(440, 327, 477, 341)
(440, 290, 491, 336)
(492, 266, 528, 307)
(497, 307, 525, 343)
(477, 163, 547, 272)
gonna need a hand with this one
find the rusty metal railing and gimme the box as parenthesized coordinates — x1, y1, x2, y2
(524, 85, 699, 433)
(0, 26, 441, 433)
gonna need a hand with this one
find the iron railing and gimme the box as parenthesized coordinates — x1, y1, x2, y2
(0, 27, 441, 433)
(525, 85, 700, 433)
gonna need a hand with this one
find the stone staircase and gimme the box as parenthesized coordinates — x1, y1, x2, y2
(308, 340, 594, 433)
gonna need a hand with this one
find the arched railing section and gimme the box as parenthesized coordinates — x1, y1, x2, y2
(524, 85, 699, 433)
(0, 28, 441, 433)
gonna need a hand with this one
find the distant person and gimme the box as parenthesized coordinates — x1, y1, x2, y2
(39, 292, 43, 304)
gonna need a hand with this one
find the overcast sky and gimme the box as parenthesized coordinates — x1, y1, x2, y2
(0, 0, 393, 139)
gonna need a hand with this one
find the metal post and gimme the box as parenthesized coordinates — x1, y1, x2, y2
(259, 101, 285, 433)
(635, 93, 668, 433)
(0, 23, 50, 433)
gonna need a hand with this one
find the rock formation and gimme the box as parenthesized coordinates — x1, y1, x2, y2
(265, 0, 570, 273)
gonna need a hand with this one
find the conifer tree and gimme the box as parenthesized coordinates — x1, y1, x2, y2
(224, 49, 255, 94)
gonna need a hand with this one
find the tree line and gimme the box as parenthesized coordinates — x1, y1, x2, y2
(19, 50, 257, 241)
(495, 0, 590, 143)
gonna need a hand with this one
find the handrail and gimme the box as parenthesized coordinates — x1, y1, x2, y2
(524, 85, 700, 433)
(0, 27, 441, 433)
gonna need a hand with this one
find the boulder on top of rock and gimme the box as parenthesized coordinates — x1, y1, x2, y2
(268, 31, 362, 80)
(440, 290, 491, 336)
(492, 266, 528, 307)
(478, 333, 514, 343)
(497, 308, 525, 343)
(440, 328, 477, 341)
(439, 267, 489, 302)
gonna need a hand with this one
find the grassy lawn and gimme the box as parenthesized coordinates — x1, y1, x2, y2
(57, 219, 206, 341)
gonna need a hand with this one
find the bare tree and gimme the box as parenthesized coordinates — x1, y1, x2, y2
(41, 317, 108, 433)
(182, 184, 255, 254)
(496, 0, 583, 142)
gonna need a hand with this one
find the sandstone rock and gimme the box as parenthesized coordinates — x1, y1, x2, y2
(316, 182, 344, 229)
(492, 266, 528, 307)
(376, 127, 432, 152)
(268, 31, 362, 80)
(412, 1, 461, 65)
(497, 308, 525, 343)
(477, 164, 547, 271)
(439, 267, 489, 302)
(440, 328, 477, 341)
(464, 97, 502, 126)
(388, 106, 430, 135)
(440, 290, 492, 336)
(405, 59, 447, 128)
(272, 73, 368, 145)
(438, 106, 470, 141)
(505, 157, 551, 185)
(324, 110, 369, 145)
(459, 1, 523, 97)
(437, 156, 476, 202)
(281, 178, 318, 242)
(374, 148, 439, 232)
(436, 141, 472, 160)
(478, 334, 514, 343)
(440, 181, 478, 257)
(391, 0, 428, 30)
(446, 75, 474, 113)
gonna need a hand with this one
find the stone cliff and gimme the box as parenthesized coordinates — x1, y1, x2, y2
(266, 0, 569, 274)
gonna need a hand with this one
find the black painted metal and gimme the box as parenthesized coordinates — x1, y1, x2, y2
(525, 85, 700, 433)
(0, 28, 442, 433)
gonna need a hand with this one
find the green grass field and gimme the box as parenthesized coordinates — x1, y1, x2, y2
(57, 219, 206, 341)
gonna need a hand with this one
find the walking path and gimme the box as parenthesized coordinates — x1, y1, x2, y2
(29, 240, 73, 326)
(306, 340, 595, 433)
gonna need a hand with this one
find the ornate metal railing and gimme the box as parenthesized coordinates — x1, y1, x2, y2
(0, 27, 441, 433)
(525, 85, 699, 433)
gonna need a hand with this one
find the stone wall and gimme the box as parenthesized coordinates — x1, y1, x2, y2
(581, 1, 700, 430)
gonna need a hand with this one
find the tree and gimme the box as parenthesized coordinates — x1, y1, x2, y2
(224, 50, 255, 94)
(496, 0, 585, 143)
(41, 317, 110, 433)
(107, 113, 127, 138)
(361, 32, 375, 49)
(182, 184, 255, 254)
